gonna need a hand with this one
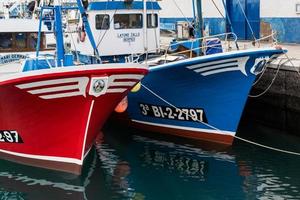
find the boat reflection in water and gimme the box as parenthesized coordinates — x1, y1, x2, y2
(0, 149, 99, 200)
(95, 126, 300, 200)
(95, 129, 244, 200)
(0, 126, 299, 199)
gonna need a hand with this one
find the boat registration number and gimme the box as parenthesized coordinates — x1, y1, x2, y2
(0, 130, 23, 143)
(139, 103, 207, 122)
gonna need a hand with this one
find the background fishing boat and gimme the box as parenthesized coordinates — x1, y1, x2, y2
(0, 0, 56, 66)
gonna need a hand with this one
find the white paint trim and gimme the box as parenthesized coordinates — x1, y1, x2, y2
(195, 63, 237, 73)
(83, 146, 92, 160)
(16, 77, 88, 89)
(106, 88, 127, 93)
(28, 85, 79, 94)
(81, 100, 95, 161)
(202, 67, 242, 76)
(187, 58, 238, 70)
(0, 149, 82, 165)
(40, 91, 85, 100)
(187, 56, 249, 76)
(108, 74, 144, 84)
(153, 48, 279, 71)
(16, 77, 89, 99)
(131, 119, 236, 136)
(0, 63, 147, 83)
(105, 74, 144, 93)
(109, 81, 137, 87)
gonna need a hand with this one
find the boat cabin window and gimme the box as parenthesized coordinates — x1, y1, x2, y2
(28, 33, 38, 49)
(0, 32, 45, 52)
(147, 14, 158, 28)
(114, 14, 142, 29)
(0, 33, 13, 49)
(16, 33, 27, 49)
(95, 14, 110, 30)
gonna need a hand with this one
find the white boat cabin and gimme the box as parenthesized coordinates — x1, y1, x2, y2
(71, 1, 161, 57)
(0, 19, 55, 64)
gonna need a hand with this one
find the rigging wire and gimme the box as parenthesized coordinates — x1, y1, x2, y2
(220, 0, 240, 50)
(236, 0, 257, 41)
(140, 82, 300, 157)
(211, 0, 225, 19)
(66, 13, 80, 62)
(171, 0, 195, 31)
(97, 1, 118, 48)
(96, 8, 119, 49)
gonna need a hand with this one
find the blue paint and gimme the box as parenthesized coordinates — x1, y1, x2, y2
(160, 17, 300, 43)
(170, 39, 201, 55)
(88, 1, 161, 11)
(160, 18, 192, 31)
(160, 17, 225, 36)
(205, 39, 223, 55)
(36, 7, 44, 59)
(23, 59, 55, 72)
(262, 18, 300, 44)
(226, 0, 247, 39)
(246, 0, 260, 39)
(196, 0, 203, 39)
(203, 18, 226, 36)
(226, 0, 260, 40)
(126, 49, 285, 135)
(54, 6, 65, 67)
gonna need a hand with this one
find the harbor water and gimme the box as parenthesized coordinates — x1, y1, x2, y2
(0, 121, 299, 200)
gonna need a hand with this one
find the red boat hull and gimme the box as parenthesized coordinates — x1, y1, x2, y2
(0, 64, 147, 174)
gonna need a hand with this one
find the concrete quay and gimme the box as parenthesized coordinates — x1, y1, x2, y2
(243, 43, 300, 136)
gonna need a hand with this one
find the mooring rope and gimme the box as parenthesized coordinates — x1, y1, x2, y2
(249, 58, 289, 98)
(251, 62, 268, 86)
(284, 53, 300, 76)
(140, 83, 300, 156)
(249, 53, 300, 98)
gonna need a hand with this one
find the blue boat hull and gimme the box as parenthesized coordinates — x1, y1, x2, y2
(124, 48, 285, 145)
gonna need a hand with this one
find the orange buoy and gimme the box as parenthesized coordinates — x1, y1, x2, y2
(115, 96, 128, 113)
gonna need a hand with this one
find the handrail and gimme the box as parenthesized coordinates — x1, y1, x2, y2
(254, 31, 278, 47)
(128, 32, 278, 64)
(164, 32, 238, 49)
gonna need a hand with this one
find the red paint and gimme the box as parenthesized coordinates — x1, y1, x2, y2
(0, 67, 147, 174)
(130, 121, 234, 145)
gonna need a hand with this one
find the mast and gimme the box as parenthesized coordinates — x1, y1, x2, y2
(54, 0, 65, 67)
(195, 0, 203, 39)
(195, 0, 203, 55)
(76, 0, 101, 61)
(143, 0, 148, 52)
(37, 0, 66, 67)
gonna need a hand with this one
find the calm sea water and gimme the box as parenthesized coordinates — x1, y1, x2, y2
(0, 121, 300, 200)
